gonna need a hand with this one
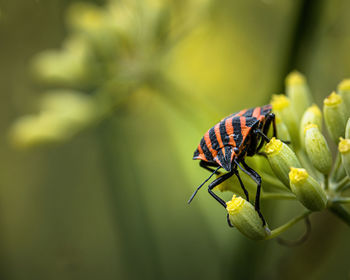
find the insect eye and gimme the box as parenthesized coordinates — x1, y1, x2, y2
(233, 147, 239, 154)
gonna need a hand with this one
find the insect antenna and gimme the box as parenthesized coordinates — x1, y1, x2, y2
(188, 166, 221, 204)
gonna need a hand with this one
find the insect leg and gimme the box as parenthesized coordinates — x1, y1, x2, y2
(226, 213, 234, 228)
(255, 113, 278, 152)
(233, 168, 249, 201)
(266, 113, 291, 144)
(199, 160, 221, 174)
(207, 171, 234, 208)
(207, 171, 235, 228)
(188, 166, 221, 204)
(270, 113, 277, 138)
(254, 129, 270, 143)
(234, 159, 266, 226)
(264, 113, 276, 138)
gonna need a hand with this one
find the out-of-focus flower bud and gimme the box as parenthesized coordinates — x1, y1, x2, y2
(226, 195, 269, 240)
(66, 3, 106, 33)
(275, 116, 291, 144)
(285, 71, 312, 122)
(271, 94, 299, 148)
(323, 92, 347, 143)
(338, 79, 350, 116)
(40, 91, 97, 125)
(66, 2, 122, 56)
(345, 118, 350, 139)
(304, 124, 332, 174)
(10, 113, 69, 148)
(32, 36, 100, 88)
(10, 90, 97, 148)
(265, 137, 301, 187)
(338, 138, 350, 178)
(108, 1, 140, 36)
(299, 104, 322, 147)
(289, 168, 327, 211)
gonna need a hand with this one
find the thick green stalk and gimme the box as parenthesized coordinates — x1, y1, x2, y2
(331, 197, 350, 204)
(331, 153, 346, 183)
(328, 203, 350, 226)
(261, 193, 296, 200)
(265, 211, 311, 240)
(333, 176, 350, 192)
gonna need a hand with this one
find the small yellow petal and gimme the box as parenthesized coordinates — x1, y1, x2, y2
(265, 137, 283, 156)
(308, 104, 322, 117)
(338, 79, 350, 91)
(285, 71, 306, 86)
(304, 123, 318, 134)
(289, 167, 308, 184)
(338, 138, 350, 154)
(271, 95, 290, 111)
(226, 195, 245, 215)
(324, 91, 342, 106)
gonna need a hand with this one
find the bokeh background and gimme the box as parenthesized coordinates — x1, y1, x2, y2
(1, 0, 350, 279)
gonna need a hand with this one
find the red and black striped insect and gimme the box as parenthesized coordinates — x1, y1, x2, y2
(188, 105, 277, 226)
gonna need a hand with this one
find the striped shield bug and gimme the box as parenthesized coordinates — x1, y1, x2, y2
(188, 105, 277, 227)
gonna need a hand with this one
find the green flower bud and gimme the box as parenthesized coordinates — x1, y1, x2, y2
(226, 195, 269, 240)
(338, 138, 350, 178)
(275, 116, 291, 143)
(285, 71, 312, 122)
(32, 36, 100, 88)
(304, 124, 332, 174)
(345, 118, 350, 139)
(10, 113, 69, 148)
(66, 3, 122, 56)
(66, 3, 106, 33)
(299, 104, 322, 147)
(9, 90, 97, 148)
(323, 92, 347, 143)
(271, 95, 299, 148)
(338, 79, 350, 116)
(265, 137, 301, 187)
(289, 168, 327, 211)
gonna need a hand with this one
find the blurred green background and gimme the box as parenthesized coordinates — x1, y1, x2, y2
(1, 0, 350, 279)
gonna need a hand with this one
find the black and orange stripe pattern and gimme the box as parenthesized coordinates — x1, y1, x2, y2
(193, 105, 272, 171)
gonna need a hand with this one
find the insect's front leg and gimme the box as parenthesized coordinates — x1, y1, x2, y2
(199, 160, 221, 174)
(266, 113, 291, 144)
(268, 113, 277, 138)
(207, 171, 234, 208)
(232, 167, 249, 201)
(207, 171, 235, 227)
(234, 159, 266, 226)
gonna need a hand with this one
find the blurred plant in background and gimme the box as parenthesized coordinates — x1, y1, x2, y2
(217, 72, 350, 241)
(10, 0, 211, 147)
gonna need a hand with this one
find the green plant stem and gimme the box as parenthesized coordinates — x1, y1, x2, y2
(331, 153, 346, 183)
(324, 174, 329, 190)
(261, 193, 296, 200)
(331, 197, 350, 204)
(265, 211, 311, 240)
(296, 149, 320, 180)
(333, 176, 350, 192)
(328, 203, 350, 226)
(262, 173, 290, 191)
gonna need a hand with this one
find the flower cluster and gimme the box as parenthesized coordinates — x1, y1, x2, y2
(221, 71, 350, 240)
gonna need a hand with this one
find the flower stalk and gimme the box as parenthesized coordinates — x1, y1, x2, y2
(265, 211, 311, 240)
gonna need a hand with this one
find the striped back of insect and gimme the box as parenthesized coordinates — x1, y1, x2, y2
(193, 104, 272, 171)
